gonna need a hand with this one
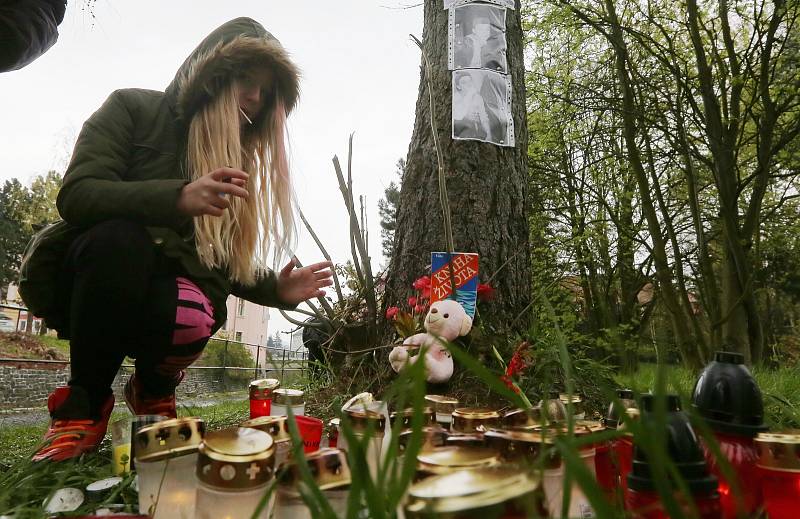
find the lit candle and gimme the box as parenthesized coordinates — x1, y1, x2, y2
(755, 432, 800, 519)
(249, 378, 280, 419)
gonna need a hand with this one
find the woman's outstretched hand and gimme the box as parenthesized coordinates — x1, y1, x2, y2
(177, 168, 249, 217)
(276, 259, 334, 306)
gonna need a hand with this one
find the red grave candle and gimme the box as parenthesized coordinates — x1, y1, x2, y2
(248, 378, 280, 419)
(755, 432, 800, 519)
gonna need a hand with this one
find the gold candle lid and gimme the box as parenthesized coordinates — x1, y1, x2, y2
(241, 415, 292, 444)
(249, 378, 280, 400)
(484, 428, 560, 467)
(134, 417, 205, 462)
(390, 407, 435, 430)
(445, 433, 486, 449)
(405, 467, 543, 515)
(273, 388, 305, 406)
(278, 448, 351, 491)
(399, 426, 449, 454)
(197, 427, 275, 489)
(451, 408, 500, 433)
(417, 446, 501, 476)
(502, 407, 542, 428)
(425, 395, 459, 416)
(559, 393, 583, 405)
(755, 432, 800, 472)
(344, 407, 386, 435)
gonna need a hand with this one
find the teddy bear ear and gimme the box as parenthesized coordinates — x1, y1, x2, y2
(459, 314, 473, 336)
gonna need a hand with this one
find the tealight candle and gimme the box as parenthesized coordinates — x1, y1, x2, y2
(450, 407, 500, 434)
(274, 448, 351, 518)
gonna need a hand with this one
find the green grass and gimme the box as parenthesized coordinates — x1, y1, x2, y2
(36, 335, 71, 357)
(616, 363, 800, 428)
(1, 357, 796, 518)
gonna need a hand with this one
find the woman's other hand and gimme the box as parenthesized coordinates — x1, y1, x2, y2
(176, 167, 249, 217)
(276, 259, 334, 305)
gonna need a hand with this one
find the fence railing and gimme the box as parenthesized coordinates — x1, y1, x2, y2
(0, 303, 308, 380)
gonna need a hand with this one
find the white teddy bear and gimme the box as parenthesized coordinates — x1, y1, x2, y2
(388, 299, 473, 383)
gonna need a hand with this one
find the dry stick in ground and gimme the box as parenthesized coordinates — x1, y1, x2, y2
(333, 139, 377, 326)
(298, 208, 345, 303)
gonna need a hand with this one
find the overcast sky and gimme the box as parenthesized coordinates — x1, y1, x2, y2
(0, 1, 423, 342)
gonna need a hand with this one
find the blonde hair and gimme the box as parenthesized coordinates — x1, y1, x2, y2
(187, 80, 295, 285)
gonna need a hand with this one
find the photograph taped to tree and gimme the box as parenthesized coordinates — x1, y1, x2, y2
(452, 69, 514, 146)
(444, 0, 516, 10)
(448, 3, 507, 73)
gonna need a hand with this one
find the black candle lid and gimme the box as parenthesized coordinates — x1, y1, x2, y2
(691, 350, 767, 436)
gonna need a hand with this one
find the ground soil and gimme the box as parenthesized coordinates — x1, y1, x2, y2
(0, 332, 67, 361)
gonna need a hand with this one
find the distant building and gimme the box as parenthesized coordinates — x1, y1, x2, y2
(214, 296, 270, 366)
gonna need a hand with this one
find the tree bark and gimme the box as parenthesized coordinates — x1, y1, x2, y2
(386, 0, 531, 336)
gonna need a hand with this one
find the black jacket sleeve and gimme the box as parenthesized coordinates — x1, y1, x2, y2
(0, 0, 67, 72)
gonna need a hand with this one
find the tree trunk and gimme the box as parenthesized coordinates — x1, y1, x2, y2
(386, 0, 530, 336)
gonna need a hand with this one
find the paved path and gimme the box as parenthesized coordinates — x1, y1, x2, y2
(0, 393, 244, 428)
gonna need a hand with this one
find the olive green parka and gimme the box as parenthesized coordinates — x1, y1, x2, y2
(20, 17, 300, 335)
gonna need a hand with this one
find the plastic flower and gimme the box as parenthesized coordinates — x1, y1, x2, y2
(385, 306, 400, 320)
(407, 296, 418, 307)
(412, 276, 432, 299)
(414, 304, 425, 314)
(477, 283, 495, 301)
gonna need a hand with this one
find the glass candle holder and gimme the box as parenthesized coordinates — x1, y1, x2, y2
(389, 407, 435, 432)
(195, 427, 276, 519)
(450, 407, 500, 434)
(424, 395, 459, 430)
(327, 418, 340, 449)
(241, 415, 293, 467)
(755, 432, 800, 519)
(249, 378, 280, 419)
(274, 448, 351, 519)
(533, 421, 603, 518)
(404, 467, 547, 518)
(337, 407, 385, 481)
(110, 417, 132, 476)
(129, 414, 167, 471)
(271, 388, 305, 417)
(134, 417, 205, 519)
(501, 407, 542, 429)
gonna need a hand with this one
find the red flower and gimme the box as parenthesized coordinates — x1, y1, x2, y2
(385, 306, 399, 320)
(414, 304, 426, 314)
(412, 276, 432, 299)
(500, 375, 521, 394)
(407, 296, 418, 307)
(477, 283, 495, 301)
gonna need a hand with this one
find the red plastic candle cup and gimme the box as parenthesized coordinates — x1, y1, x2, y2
(626, 488, 722, 519)
(249, 378, 280, 419)
(692, 351, 768, 519)
(701, 432, 762, 518)
(327, 418, 340, 449)
(755, 432, 800, 519)
(626, 394, 720, 518)
(594, 439, 616, 496)
(295, 415, 323, 453)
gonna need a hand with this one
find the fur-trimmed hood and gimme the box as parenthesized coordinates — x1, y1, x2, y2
(165, 17, 300, 122)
